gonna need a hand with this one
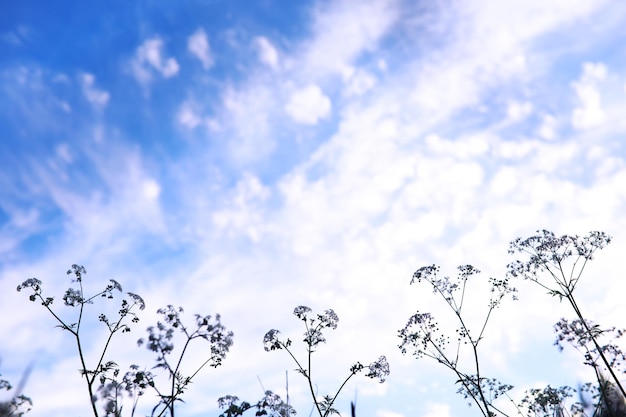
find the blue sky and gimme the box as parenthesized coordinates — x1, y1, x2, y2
(1, 1, 626, 416)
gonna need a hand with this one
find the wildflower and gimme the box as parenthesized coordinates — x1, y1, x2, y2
(263, 329, 282, 351)
(365, 356, 390, 383)
(303, 328, 326, 347)
(127, 292, 145, 310)
(63, 288, 84, 306)
(318, 309, 339, 329)
(293, 306, 312, 320)
(16, 278, 42, 293)
(108, 279, 122, 292)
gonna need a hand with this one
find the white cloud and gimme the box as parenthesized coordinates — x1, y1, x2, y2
(142, 179, 161, 200)
(285, 84, 332, 125)
(254, 36, 279, 70)
(538, 113, 558, 140)
(221, 84, 276, 163)
(419, 403, 452, 417)
(177, 100, 221, 132)
(188, 28, 214, 69)
(178, 102, 202, 129)
(377, 411, 405, 417)
(212, 173, 270, 241)
(130, 37, 179, 85)
(302, 0, 400, 76)
(463, 0, 604, 50)
(404, 1, 609, 120)
(489, 166, 519, 196)
(344, 69, 377, 96)
(571, 61, 607, 130)
(425, 133, 491, 159)
(506, 100, 533, 122)
(79, 73, 110, 110)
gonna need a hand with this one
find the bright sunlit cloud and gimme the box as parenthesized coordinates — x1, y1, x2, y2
(285, 84, 332, 125)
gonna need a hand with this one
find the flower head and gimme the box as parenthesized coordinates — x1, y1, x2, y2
(318, 309, 339, 329)
(365, 355, 390, 383)
(263, 329, 282, 351)
(294, 306, 312, 320)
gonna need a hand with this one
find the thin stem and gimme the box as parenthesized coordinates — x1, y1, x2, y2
(283, 341, 325, 416)
(76, 279, 100, 417)
(503, 392, 525, 417)
(459, 277, 469, 312)
(94, 303, 138, 394)
(436, 352, 489, 417)
(300, 320, 324, 417)
(566, 293, 626, 399)
(169, 334, 194, 417)
(548, 255, 626, 400)
(323, 372, 357, 417)
(307, 343, 324, 417)
(37, 292, 99, 416)
(470, 339, 496, 416)
(477, 308, 492, 343)
(281, 344, 306, 376)
(428, 273, 507, 417)
(75, 330, 99, 417)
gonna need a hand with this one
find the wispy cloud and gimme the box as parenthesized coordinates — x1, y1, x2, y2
(571, 62, 608, 130)
(254, 36, 279, 70)
(302, 0, 401, 78)
(188, 28, 214, 69)
(79, 73, 109, 110)
(177, 101, 203, 129)
(130, 37, 179, 85)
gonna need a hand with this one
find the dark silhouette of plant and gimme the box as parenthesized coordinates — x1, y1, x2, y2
(16, 264, 234, 417)
(517, 385, 577, 417)
(17, 265, 144, 417)
(13, 231, 625, 417)
(136, 305, 234, 417)
(508, 230, 625, 405)
(0, 363, 32, 417)
(262, 306, 389, 417)
(217, 391, 294, 417)
(398, 264, 518, 417)
(399, 230, 626, 417)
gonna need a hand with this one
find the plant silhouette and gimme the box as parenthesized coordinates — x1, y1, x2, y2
(17, 265, 233, 417)
(11, 230, 626, 416)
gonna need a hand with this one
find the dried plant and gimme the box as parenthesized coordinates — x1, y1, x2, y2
(17, 265, 233, 417)
(400, 230, 625, 417)
(262, 306, 389, 417)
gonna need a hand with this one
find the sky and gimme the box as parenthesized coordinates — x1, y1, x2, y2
(1, 0, 626, 416)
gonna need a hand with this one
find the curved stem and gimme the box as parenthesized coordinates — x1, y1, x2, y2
(324, 372, 357, 417)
